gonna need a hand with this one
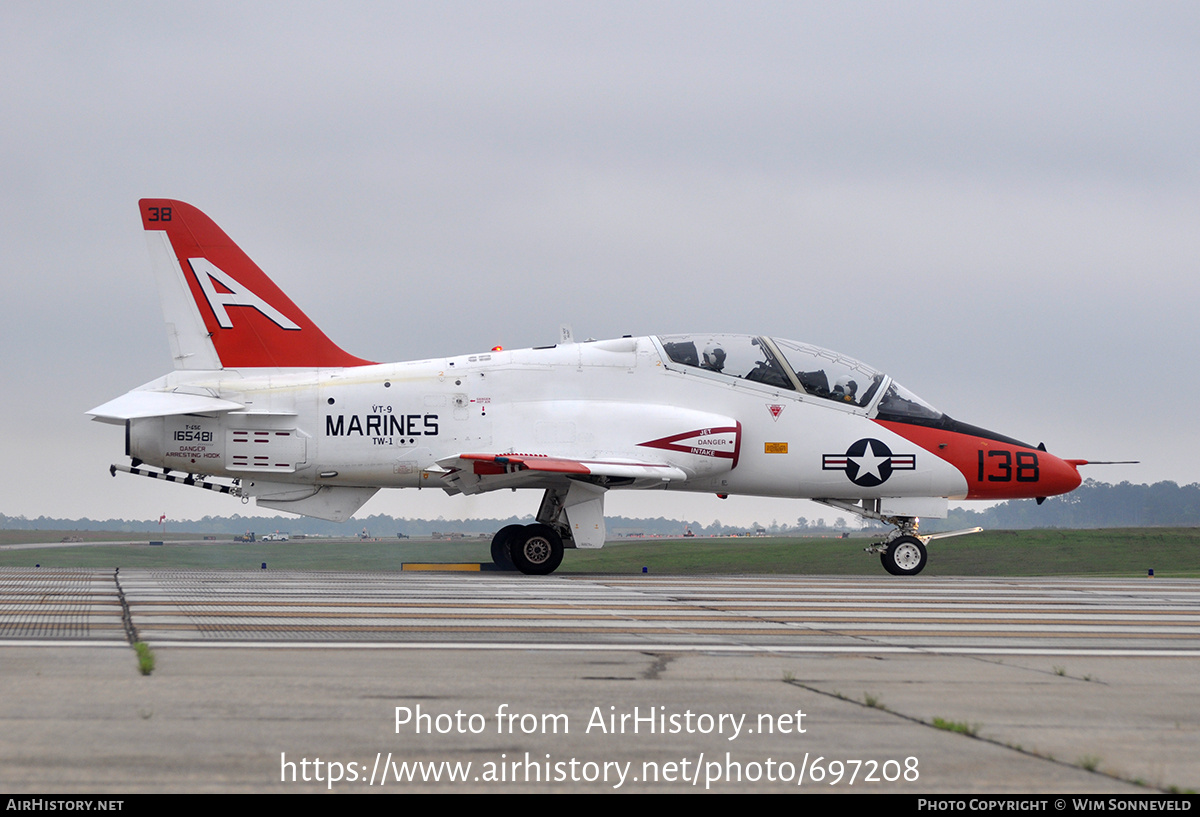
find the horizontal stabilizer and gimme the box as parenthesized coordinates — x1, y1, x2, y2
(87, 390, 245, 424)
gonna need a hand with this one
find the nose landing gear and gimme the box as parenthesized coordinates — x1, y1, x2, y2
(879, 535, 927, 576)
(815, 499, 982, 577)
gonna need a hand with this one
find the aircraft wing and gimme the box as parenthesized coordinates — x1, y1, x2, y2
(435, 452, 688, 496)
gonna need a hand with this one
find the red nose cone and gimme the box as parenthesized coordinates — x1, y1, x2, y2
(1039, 454, 1083, 496)
(876, 419, 1083, 501)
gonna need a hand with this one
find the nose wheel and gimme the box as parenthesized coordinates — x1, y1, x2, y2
(881, 535, 927, 576)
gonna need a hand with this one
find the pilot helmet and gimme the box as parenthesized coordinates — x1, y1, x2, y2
(833, 375, 858, 399)
(702, 345, 727, 369)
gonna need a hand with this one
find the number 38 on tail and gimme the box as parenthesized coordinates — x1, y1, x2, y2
(89, 200, 1095, 576)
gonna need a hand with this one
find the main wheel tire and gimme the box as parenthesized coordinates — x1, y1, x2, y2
(882, 535, 927, 576)
(509, 524, 564, 575)
(490, 524, 523, 570)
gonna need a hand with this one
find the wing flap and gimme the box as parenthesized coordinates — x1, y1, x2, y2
(436, 453, 687, 495)
(450, 453, 687, 480)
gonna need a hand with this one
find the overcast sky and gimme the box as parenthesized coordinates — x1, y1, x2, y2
(2, 2, 1197, 527)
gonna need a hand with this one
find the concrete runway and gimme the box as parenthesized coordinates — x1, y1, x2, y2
(1, 568, 1197, 793)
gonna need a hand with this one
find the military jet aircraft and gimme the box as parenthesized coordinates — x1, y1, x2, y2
(88, 199, 1089, 576)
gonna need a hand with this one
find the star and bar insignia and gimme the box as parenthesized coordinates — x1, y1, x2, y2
(822, 438, 916, 487)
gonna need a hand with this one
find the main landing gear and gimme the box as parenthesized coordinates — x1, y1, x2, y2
(490, 523, 564, 575)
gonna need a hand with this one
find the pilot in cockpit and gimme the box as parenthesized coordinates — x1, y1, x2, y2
(701, 344, 727, 373)
(832, 375, 858, 403)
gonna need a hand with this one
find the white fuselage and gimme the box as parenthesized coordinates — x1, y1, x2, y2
(128, 335, 969, 504)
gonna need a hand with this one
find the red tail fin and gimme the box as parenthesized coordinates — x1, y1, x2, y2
(139, 199, 373, 369)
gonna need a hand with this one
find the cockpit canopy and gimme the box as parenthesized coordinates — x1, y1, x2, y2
(655, 334, 942, 423)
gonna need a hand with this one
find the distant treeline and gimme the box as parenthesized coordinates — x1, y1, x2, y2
(0, 510, 745, 538)
(3, 480, 1198, 536)
(926, 479, 1200, 531)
